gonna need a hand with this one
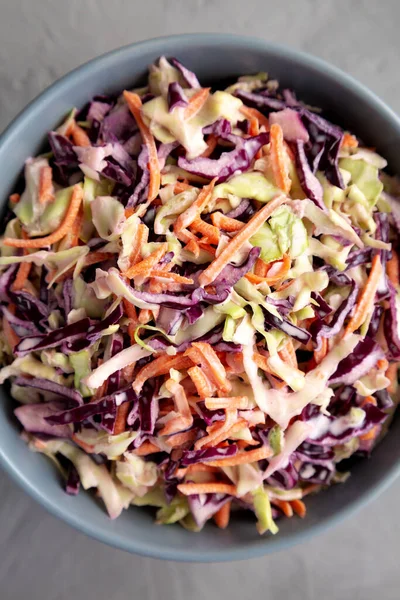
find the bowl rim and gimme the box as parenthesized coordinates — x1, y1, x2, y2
(1, 32, 400, 562)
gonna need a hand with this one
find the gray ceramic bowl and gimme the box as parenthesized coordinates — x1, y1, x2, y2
(1, 33, 400, 562)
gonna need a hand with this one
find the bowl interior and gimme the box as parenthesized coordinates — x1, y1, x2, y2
(1, 34, 400, 562)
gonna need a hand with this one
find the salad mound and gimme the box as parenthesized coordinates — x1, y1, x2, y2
(0, 56, 399, 534)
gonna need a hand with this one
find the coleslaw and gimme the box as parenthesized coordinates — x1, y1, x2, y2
(0, 56, 399, 534)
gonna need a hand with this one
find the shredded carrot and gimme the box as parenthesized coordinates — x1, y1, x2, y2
(386, 251, 399, 288)
(38, 166, 55, 204)
(301, 484, 321, 497)
(113, 402, 131, 435)
(254, 258, 269, 277)
(248, 254, 291, 286)
(71, 434, 94, 454)
(11, 231, 31, 291)
(138, 308, 153, 324)
(184, 88, 211, 120)
(3, 184, 83, 248)
(199, 195, 287, 286)
(9, 193, 20, 204)
(62, 206, 83, 249)
(177, 482, 237, 496)
(377, 358, 389, 372)
(271, 499, 293, 518)
(239, 105, 270, 131)
(187, 365, 215, 398)
(341, 133, 358, 149)
(201, 134, 218, 158)
(204, 396, 248, 410)
(210, 212, 243, 232)
(214, 501, 231, 529)
(253, 352, 275, 374)
(225, 352, 244, 375)
(123, 91, 160, 202)
(189, 217, 220, 245)
(124, 207, 135, 219)
(122, 298, 138, 322)
(359, 426, 380, 442)
(313, 337, 328, 366)
(174, 178, 217, 233)
(360, 395, 377, 408)
(128, 223, 149, 268)
(11, 262, 31, 292)
(270, 123, 291, 194)
(2, 313, 20, 350)
(165, 428, 197, 447)
(291, 499, 306, 518)
(195, 408, 238, 450)
(386, 362, 399, 395)
(134, 441, 160, 456)
(132, 352, 192, 394)
(148, 270, 193, 285)
(71, 123, 91, 147)
(278, 338, 298, 369)
(344, 255, 382, 337)
(125, 243, 168, 279)
(174, 181, 193, 194)
(190, 342, 231, 393)
(206, 446, 273, 467)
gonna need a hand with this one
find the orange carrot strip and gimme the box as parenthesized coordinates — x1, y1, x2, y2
(134, 441, 160, 456)
(278, 338, 298, 369)
(187, 365, 215, 398)
(132, 352, 192, 394)
(138, 308, 152, 324)
(253, 352, 275, 374)
(360, 395, 377, 408)
(201, 134, 217, 158)
(9, 193, 20, 204)
(313, 337, 328, 365)
(200, 195, 287, 286)
(386, 251, 399, 288)
(191, 342, 231, 393)
(344, 255, 382, 337)
(341, 133, 358, 149)
(128, 223, 149, 268)
(123, 91, 160, 202)
(202, 418, 248, 450)
(3, 184, 83, 248)
(125, 243, 168, 279)
(123, 298, 138, 322)
(271, 499, 293, 518)
(291, 499, 306, 518)
(71, 434, 94, 454)
(71, 123, 91, 147)
(174, 178, 217, 233)
(301, 484, 321, 497)
(206, 446, 273, 467)
(239, 105, 270, 131)
(38, 166, 55, 204)
(148, 270, 193, 284)
(254, 258, 269, 277)
(246, 254, 291, 286)
(195, 409, 238, 450)
(386, 362, 399, 395)
(377, 358, 389, 371)
(213, 501, 231, 529)
(190, 217, 220, 245)
(113, 402, 131, 435)
(165, 428, 197, 447)
(177, 482, 237, 496)
(210, 212, 243, 232)
(2, 313, 20, 350)
(359, 426, 380, 442)
(62, 206, 83, 249)
(204, 396, 248, 410)
(11, 262, 31, 292)
(174, 182, 193, 194)
(186, 464, 220, 475)
(184, 88, 211, 120)
(270, 123, 291, 194)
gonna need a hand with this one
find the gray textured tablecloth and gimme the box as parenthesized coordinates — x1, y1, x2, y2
(1, 1, 400, 598)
